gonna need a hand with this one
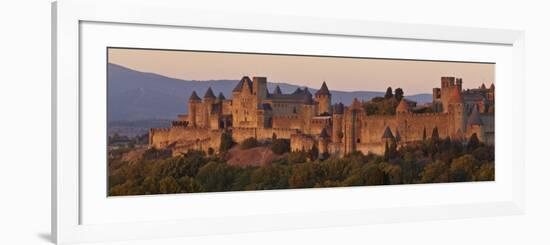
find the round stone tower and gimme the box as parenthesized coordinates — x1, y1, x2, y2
(202, 87, 216, 128)
(318, 128, 330, 159)
(188, 91, 201, 127)
(315, 81, 332, 115)
(332, 103, 344, 143)
(466, 105, 484, 142)
(447, 85, 465, 135)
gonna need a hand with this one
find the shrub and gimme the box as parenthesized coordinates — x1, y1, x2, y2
(219, 131, 234, 152)
(450, 154, 476, 182)
(159, 176, 180, 194)
(271, 139, 290, 155)
(288, 150, 307, 164)
(240, 137, 259, 150)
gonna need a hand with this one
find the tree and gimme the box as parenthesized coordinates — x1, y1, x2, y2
(289, 162, 322, 188)
(195, 162, 235, 192)
(431, 127, 440, 141)
(364, 164, 385, 185)
(467, 133, 480, 151)
(219, 131, 234, 152)
(308, 145, 319, 161)
(384, 86, 393, 99)
(240, 137, 259, 150)
(422, 127, 427, 141)
(178, 176, 204, 193)
(248, 164, 289, 189)
(381, 163, 403, 185)
(159, 176, 181, 194)
(271, 138, 291, 155)
(288, 150, 308, 164)
(395, 88, 404, 101)
(421, 160, 449, 183)
(383, 141, 390, 161)
(450, 154, 476, 182)
(475, 162, 495, 181)
(207, 147, 215, 156)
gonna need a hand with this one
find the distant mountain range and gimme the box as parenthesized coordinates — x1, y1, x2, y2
(108, 63, 432, 122)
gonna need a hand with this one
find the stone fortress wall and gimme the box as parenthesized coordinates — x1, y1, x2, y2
(149, 76, 495, 158)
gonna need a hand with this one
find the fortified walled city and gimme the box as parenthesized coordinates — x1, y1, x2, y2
(149, 76, 494, 158)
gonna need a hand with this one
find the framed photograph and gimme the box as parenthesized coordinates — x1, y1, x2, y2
(52, 0, 525, 244)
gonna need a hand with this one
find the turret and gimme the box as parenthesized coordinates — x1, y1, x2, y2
(252, 76, 268, 100)
(396, 99, 411, 114)
(273, 85, 282, 95)
(314, 81, 332, 115)
(217, 92, 226, 102)
(331, 103, 344, 143)
(188, 91, 201, 127)
(381, 126, 395, 146)
(202, 87, 216, 128)
(466, 105, 484, 142)
(318, 128, 330, 159)
(302, 88, 315, 133)
(448, 85, 465, 134)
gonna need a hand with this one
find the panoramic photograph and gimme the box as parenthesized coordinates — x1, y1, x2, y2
(107, 48, 495, 196)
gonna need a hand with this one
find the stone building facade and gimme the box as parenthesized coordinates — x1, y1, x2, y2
(149, 76, 495, 157)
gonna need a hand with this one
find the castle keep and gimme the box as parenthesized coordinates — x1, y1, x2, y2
(149, 76, 495, 157)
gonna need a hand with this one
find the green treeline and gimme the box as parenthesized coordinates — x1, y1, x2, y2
(108, 133, 494, 196)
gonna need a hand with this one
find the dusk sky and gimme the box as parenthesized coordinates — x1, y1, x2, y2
(108, 48, 495, 95)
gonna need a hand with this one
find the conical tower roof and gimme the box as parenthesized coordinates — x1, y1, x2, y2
(467, 106, 483, 126)
(217, 92, 226, 100)
(396, 99, 411, 113)
(315, 81, 331, 96)
(203, 87, 216, 99)
(273, 85, 282, 95)
(490, 83, 495, 90)
(481, 83, 487, 89)
(292, 87, 304, 95)
(303, 87, 313, 104)
(233, 76, 253, 92)
(381, 126, 395, 140)
(189, 91, 201, 101)
(395, 128, 401, 142)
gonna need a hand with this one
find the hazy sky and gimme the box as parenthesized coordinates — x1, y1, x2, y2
(108, 48, 495, 94)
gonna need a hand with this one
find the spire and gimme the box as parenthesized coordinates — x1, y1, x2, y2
(233, 76, 253, 93)
(467, 105, 483, 126)
(490, 83, 495, 90)
(189, 91, 201, 101)
(303, 87, 313, 104)
(481, 83, 487, 89)
(203, 87, 216, 99)
(396, 99, 411, 114)
(315, 81, 331, 96)
(273, 85, 282, 95)
(395, 128, 401, 142)
(292, 87, 304, 95)
(217, 92, 226, 101)
(381, 126, 395, 140)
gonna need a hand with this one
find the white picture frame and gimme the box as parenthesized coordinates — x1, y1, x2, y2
(52, 0, 525, 244)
